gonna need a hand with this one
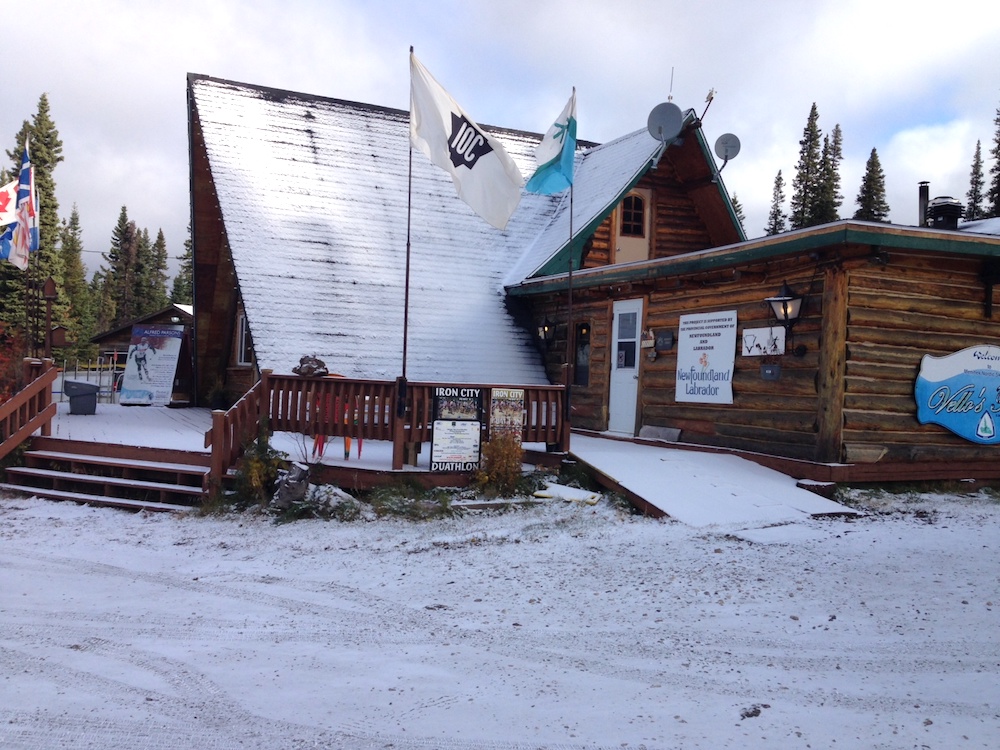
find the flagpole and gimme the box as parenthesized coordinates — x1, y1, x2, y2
(565, 181, 574, 431)
(398, 47, 415, 427)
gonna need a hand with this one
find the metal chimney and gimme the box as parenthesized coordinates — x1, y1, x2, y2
(918, 181, 929, 226)
(926, 196, 963, 231)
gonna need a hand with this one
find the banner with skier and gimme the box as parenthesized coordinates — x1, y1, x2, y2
(119, 324, 184, 406)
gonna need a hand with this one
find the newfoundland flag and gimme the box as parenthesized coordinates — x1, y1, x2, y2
(409, 51, 523, 230)
(525, 89, 577, 195)
(0, 142, 39, 270)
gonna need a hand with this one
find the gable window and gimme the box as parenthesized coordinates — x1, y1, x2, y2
(237, 311, 254, 366)
(620, 194, 646, 237)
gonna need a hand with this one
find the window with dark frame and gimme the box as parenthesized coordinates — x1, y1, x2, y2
(620, 194, 645, 237)
(237, 312, 254, 366)
(574, 321, 591, 386)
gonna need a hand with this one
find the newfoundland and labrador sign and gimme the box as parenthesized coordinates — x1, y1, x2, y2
(914, 345, 1000, 444)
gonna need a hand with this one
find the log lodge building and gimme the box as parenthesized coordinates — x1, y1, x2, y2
(189, 73, 1000, 483)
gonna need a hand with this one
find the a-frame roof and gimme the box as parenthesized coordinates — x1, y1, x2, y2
(187, 74, 737, 382)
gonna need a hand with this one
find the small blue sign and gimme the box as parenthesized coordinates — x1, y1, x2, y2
(914, 345, 1000, 444)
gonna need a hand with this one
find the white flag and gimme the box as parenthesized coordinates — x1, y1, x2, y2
(409, 51, 522, 230)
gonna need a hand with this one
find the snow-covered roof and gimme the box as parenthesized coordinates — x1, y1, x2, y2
(188, 75, 673, 384)
(959, 217, 1000, 236)
(191, 75, 566, 383)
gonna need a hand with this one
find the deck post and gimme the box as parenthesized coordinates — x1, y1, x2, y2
(41, 358, 54, 437)
(209, 409, 227, 488)
(259, 369, 273, 434)
(392, 376, 406, 470)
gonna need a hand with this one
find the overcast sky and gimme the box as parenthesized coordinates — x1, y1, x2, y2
(10, 0, 1000, 278)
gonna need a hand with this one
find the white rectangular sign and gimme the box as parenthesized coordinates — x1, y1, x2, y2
(675, 311, 737, 404)
(741, 326, 785, 357)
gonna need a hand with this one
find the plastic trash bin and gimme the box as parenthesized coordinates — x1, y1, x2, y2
(64, 379, 99, 415)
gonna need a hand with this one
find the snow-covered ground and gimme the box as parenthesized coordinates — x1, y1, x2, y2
(1, 485, 998, 749)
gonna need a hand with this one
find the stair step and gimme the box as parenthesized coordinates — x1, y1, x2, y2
(25, 450, 210, 478)
(6, 466, 204, 498)
(0, 483, 195, 513)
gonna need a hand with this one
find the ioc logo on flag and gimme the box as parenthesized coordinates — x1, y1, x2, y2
(448, 113, 493, 169)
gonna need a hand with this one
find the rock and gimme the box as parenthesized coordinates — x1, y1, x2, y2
(292, 354, 329, 377)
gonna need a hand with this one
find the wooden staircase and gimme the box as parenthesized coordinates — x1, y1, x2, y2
(1, 436, 212, 513)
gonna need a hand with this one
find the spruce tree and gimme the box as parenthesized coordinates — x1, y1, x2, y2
(789, 103, 824, 229)
(58, 206, 96, 359)
(765, 170, 788, 235)
(730, 194, 746, 234)
(170, 227, 193, 305)
(0, 95, 65, 345)
(966, 140, 986, 221)
(987, 104, 1000, 218)
(853, 148, 891, 222)
(98, 206, 140, 330)
(815, 124, 844, 224)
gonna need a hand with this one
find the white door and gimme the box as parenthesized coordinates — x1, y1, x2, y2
(608, 298, 643, 434)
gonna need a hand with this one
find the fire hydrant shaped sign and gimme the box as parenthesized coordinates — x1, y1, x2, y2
(914, 345, 1000, 444)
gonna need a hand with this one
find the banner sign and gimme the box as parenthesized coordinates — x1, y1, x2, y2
(119, 325, 184, 406)
(915, 345, 1000, 444)
(489, 388, 524, 443)
(675, 311, 737, 404)
(431, 386, 483, 471)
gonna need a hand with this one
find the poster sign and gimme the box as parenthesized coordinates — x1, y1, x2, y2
(915, 345, 1000, 444)
(489, 388, 524, 443)
(431, 386, 483, 471)
(741, 326, 785, 357)
(675, 311, 737, 404)
(119, 325, 184, 406)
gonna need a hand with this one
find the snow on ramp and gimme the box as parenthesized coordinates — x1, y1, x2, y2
(570, 433, 855, 530)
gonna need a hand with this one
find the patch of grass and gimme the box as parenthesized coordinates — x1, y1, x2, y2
(359, 481, 457, 521)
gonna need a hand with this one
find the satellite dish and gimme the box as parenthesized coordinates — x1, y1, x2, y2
(714, 133, 741, 161)
(647, 102, 683, 143)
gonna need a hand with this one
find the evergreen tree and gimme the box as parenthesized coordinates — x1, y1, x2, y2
(0, 95, 65, 346)
(789, 103, 824, 229)
(765, 170, 788, 235)
(58, 206, 96, 359)
(131, 227, 169, 318)
(966, 140, 986, 221)
(814, 124, 844, 224)
(730, 194, 746, 234)
(170, 227, 194, 305)
(98, 206, 140, 330)
(150, 229, 170, 311)
(987, 104, 1000, 218)
(853, 148, 891, 222)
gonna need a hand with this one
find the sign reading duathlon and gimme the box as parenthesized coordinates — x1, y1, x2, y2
(915, 345, 1000, 444)
(675, 311, 737, 404)
(430, 386, 483, 471)
(119, 325, 185, 406)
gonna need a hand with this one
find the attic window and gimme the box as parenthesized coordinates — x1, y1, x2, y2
(237, 312, 254, 366)
(620, 194, 646, 237)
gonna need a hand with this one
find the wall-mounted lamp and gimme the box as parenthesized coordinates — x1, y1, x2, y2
(537, 318, 555, 344)
(764, 281, 803, 330)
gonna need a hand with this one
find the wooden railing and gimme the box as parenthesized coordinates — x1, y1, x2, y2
(204, 371, 567, 486)
(0, 359, 57, 463)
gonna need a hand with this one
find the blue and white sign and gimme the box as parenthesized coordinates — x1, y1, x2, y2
(914, 345, 1000, 444)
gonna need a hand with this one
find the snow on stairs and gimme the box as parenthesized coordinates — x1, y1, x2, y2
(1, 436, 211, 513)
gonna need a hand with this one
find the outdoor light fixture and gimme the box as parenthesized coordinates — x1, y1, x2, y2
(537, 318, 555, 344)
(765, 281, 803, 329)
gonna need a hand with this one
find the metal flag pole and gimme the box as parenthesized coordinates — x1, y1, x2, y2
(565, 181, 574, 428)
(398, 47, 416, 424)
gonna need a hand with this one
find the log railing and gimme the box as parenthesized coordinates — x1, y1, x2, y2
(204, 371, 567, 486)
(0, 359, 57, 463)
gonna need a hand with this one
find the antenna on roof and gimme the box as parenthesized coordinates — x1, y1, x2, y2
(713, 133, 741, 173)
(646, 101, 683, 169)
(668, 67, 675, 102)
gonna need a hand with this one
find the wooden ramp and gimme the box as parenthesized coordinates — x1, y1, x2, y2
(570, 433, 858, 529)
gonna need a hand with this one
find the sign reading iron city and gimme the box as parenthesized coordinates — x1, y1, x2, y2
(448, 113, 493, 169)
(914, 345, 1000, 444)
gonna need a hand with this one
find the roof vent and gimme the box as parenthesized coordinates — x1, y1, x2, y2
(926, 196, 963, 230)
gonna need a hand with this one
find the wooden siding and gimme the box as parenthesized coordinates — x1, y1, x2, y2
(842, 250, 1000, 464)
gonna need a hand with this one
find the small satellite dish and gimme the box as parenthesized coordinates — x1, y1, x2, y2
(647, 102, 683, 143)
(714, 133, 741, 162)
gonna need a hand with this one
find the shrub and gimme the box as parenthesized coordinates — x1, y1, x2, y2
(474, 433, 524, 497)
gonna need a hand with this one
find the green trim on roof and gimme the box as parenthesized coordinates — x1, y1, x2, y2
(507, 221, 1000, 297)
